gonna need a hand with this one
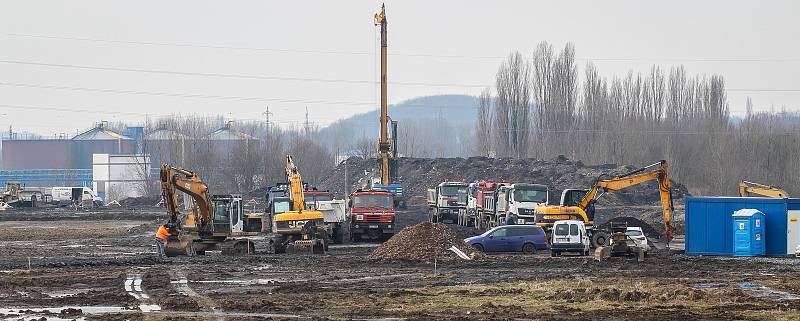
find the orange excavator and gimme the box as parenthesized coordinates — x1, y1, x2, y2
(534, 160, 675, 248)
(160, 164, 256, 256)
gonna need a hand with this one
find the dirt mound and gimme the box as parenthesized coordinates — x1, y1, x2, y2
(369, 222, 480, 262)
(118, 196, 161, 207)
(597, 216, 663, 236)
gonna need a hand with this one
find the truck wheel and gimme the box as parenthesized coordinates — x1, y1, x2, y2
(550, 250, 558, 257)
(522, 243, 536, 255)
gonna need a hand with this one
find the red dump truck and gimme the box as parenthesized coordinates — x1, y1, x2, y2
(471, 180, 511, 230)
(348, 189, 396, 241)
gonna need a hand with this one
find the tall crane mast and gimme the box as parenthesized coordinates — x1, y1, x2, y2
(375, 4, 391, 186)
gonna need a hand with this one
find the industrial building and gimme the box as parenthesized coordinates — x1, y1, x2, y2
(92, 154, 151, 201)
(0, 121, 141, 188)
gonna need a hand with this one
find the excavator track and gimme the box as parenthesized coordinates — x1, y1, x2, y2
(220, 239, 255, 256)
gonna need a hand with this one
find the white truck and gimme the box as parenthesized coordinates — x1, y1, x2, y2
(427, 182, 469, 224)
(51, 187, 103, 205)
(495, 183, 549, 226)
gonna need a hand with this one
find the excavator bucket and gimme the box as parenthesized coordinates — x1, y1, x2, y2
(286, 239, 326, 255)
(164, 235, 195, 257)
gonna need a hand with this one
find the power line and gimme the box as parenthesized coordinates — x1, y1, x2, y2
(0, 103, 324, 124)
(0, 81, 483, 109)
(0, 59, 488, 88)
(4, 32, 799, 63)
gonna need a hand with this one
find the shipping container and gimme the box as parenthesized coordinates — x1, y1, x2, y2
(732, 209, 766, 257)
(685, 197, 788, 256)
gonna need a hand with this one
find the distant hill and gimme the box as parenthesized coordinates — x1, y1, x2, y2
(320, 94, 479, 138)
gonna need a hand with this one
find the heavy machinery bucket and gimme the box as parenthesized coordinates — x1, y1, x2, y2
(164, 235, 195, 257)
(286, 239, 326, 255)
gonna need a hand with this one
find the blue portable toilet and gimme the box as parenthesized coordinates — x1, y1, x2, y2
(733, 209, 766, 256)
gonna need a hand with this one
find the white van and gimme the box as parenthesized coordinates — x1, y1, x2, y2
(51, 187, 103, 205)
(550, 220, 591, 256)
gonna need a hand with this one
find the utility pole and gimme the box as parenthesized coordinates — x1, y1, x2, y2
(304, 107, 310, 137)
(263, 106, 272, 133)
(375, 4, 390, 186)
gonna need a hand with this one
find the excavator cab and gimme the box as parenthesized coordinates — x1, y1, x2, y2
(211, 195, 244, 234)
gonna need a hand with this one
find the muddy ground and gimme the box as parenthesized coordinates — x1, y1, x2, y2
(1, 205, 800, 321)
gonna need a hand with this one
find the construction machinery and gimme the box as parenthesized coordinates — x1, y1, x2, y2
(370, 4, 406, 209)
(427, 182, 469, 224)
(268, 155, 328, 254)
(494, 183, 550, 226)
(1, 182, 22, 205)
(2, 182, 44, 207)
(739, 180, 789, 198)
(468, 180, 512, 230)
(160, 165, 257, 257)
(534, 160, 675, 248)
(349, 188, 395, 241)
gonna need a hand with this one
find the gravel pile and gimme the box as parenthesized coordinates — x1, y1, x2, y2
(369, 222, 481, 262)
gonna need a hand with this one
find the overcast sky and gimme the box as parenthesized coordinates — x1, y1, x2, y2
(0, 0, 798, 136)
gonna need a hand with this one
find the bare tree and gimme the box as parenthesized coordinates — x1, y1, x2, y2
(354, 136, 374, 159)
(476, 88, 494, 156)
(495, 51, 531, 158)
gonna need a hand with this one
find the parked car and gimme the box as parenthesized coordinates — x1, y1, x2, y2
(625, 226, 650, 253)
(550, 220, 591, 256)
(464, 225, 548, 254)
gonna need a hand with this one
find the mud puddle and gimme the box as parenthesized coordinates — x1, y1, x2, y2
(739, 282, 800, 301)
(693, 282, 800, 301)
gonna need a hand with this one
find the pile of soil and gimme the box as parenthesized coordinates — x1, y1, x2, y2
(369, 222, 480, 262)
(118, 196, 162, 207)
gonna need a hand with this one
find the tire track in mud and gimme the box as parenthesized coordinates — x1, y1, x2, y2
(169, 269, 225, 321)
(124, 270, 161, 312)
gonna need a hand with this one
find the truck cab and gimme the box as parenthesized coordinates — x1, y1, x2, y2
(550, 220, 590, 256)
(496, 183, 549, 225)
(428, 182, 469, 224)
(372, 181, 405, 209)
(349, 189, 395, 241)
(458, 182, 478, 226)
(303, 189, 334, 210)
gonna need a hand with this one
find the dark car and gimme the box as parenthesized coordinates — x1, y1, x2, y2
(464, 225, 548, 254)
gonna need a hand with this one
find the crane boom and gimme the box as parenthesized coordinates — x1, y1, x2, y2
(285, 155, 305, 212)
(375, 4, 390, 186)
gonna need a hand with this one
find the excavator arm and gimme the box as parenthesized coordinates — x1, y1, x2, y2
(739, 180, 789, 198)
(160, 164, 212, 232)
(285, 155, 305, 212)
(578, 160, 675, 238)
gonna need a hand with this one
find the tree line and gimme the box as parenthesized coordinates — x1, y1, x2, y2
(477, 42, 798, 195)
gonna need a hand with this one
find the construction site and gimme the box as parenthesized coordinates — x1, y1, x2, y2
(3, 2, 800, 321)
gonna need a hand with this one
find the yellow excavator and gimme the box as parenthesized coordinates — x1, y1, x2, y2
(160, 164, 257, 256)
(535, 160, 675, 248)
(268, 155, 328, 254)
(739, 180, 789, 198)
